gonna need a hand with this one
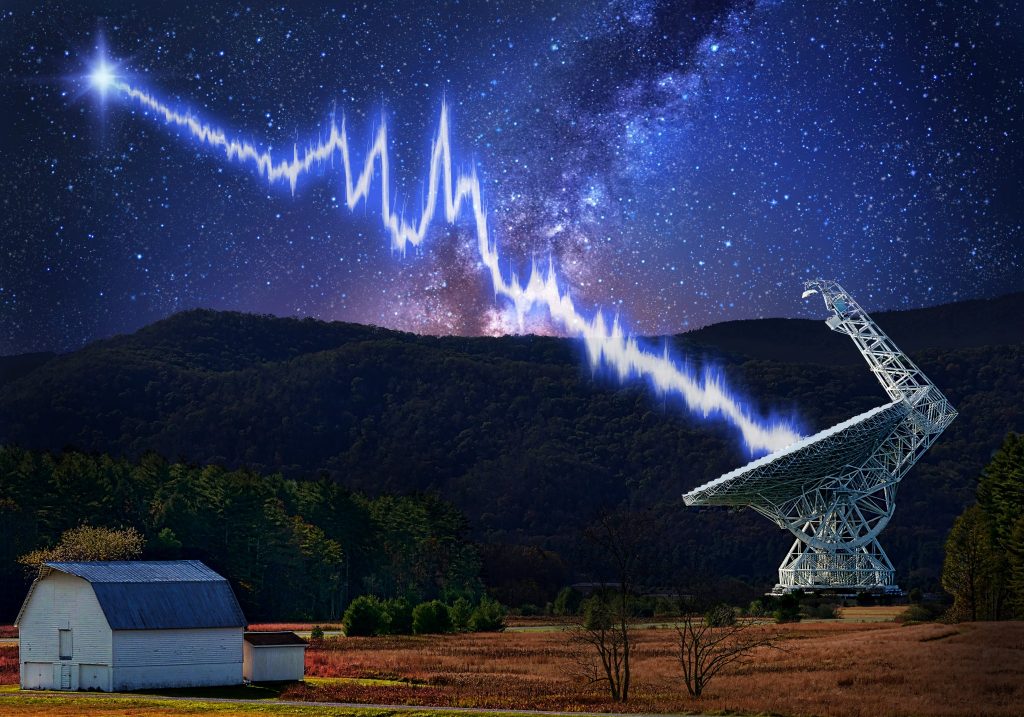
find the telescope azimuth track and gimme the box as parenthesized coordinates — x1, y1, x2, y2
(683, 279, 957, 594)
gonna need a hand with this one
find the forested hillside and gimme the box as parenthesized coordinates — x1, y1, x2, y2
(1, 293, 1021, 617)
(0, 448, 480, 622)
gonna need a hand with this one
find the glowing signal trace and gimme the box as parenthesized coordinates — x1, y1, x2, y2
(96, 71, 803, 456)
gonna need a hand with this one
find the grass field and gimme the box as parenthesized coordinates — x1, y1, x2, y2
(288, 619, 1024, 716)
(0, 694, 541, 717)
(1, 614, 1022, 716)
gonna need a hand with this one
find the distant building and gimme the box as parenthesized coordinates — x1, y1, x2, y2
(16, 560, 246, 691)
(242, 631, 306, 682)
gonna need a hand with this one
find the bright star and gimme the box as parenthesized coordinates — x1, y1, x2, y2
(89, 59, 116, 93)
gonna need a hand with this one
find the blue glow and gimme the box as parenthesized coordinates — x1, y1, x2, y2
(90, 72, 805, 456)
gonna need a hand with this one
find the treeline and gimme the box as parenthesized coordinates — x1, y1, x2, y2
(942, 433, 1024, 620)
(340, 594, 505, 636)
(1, 305, 1022, 599)
(0, 447, 481, 622)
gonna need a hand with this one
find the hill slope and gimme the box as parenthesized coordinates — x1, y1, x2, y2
(1, 293, 1021, 593)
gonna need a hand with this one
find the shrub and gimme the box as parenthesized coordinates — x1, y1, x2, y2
(343, 595, 385, 636)
(704, 603, 737, 627)
(802, 601, 839, 619)
(896, 602, 945, 624)
(412, 600, 452, 634)
(469, 596, 506, 632)
(772, 593, 802, 623)
(382, 598, 413, 635)
(310, 625, 325, 640)
(746, 598, 770, 617)
(449, 597, 473, 632)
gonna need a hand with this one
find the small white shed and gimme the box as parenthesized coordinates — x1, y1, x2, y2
(15, 560, 247, 691)
(242, 631, 306, 682)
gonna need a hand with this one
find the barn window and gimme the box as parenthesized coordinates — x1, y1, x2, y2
(58, 629, 72, 659)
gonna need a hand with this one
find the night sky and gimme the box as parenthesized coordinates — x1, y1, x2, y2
(1, 0, 1021, 355)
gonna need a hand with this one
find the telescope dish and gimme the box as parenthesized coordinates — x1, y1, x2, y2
(682, 279, 957, 594)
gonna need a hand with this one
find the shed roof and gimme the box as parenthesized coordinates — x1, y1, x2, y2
(18, 560, 246, 630)
(244, 631, 307, 647)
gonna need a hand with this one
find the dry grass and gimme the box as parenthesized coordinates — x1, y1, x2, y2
(1, 620, 1020, 715)
(837, 605, 907, 622)
(0, 625, 17, 639)
(0, 644, 18, 685)
(285, 620, 1024, 716)
(247, 623, 343, 633)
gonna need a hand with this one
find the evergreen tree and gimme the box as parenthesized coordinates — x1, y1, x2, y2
(977, 433, 1024, 549)
(941, 505, 997, 621)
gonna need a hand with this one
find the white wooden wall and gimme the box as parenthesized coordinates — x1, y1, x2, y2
(112, 628, 243, 689)
(242, 643, 305, 681)
(18, 572, 113, 691)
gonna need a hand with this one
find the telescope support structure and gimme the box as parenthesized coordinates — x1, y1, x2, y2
(768, 280, 957, 593)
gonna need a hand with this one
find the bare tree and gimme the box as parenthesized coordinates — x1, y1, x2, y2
(565, 509, 658, 702)
(568, 591, 630, 701)
(676, 603, 781, 698)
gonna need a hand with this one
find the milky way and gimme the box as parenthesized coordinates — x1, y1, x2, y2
(0, 1, 1021, 354)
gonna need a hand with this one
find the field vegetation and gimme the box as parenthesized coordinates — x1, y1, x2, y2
(1, 615, 1021, 715)
(285, 618, 1023, 716)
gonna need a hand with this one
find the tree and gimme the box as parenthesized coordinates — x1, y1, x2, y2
(941, 504, 998, 621)
(449, 597, 473, 632)
(18, 525, 144, 575)
(977, 433, 1024, 549)
(468, 595, 506, 632)
(675, 601, 780, 698)
(975, 432, 1024, 618)
(412, 600, 451, 634)
(553, 586, 583, 616)
(381, 598, 414, 635)
(569, 592, 631, 701)
(566, 509, 659, 703)
(343, 595, 385, 636)
(1006, 515, 1024, 619)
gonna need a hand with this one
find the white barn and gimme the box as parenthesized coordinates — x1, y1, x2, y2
(242, 631, 306, 682)
(16, 560, 247, 691)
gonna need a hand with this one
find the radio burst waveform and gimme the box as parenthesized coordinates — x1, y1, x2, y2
(106, 78, 802, 455)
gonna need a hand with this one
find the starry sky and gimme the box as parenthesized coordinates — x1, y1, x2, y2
(1, 0, 1021, 355)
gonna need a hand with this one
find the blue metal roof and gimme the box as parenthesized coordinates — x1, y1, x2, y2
(43, 560, 246, 630)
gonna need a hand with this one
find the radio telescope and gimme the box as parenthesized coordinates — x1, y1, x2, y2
(683, 280, 957, 594)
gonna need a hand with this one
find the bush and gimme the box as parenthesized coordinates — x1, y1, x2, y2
(772, 593, 802, 623)
(412, 600, 452, 634)
(801, 601, 839, 619)
(449, 597, 473, 632)
(896, 602, 945, 624)
(310, 625, 325, 640)
(704, 603, 737, 627)
(469, 596, 506, 632)
(745, 598, 770, 617)
(344, 595, 385, 636)
(381, 598, 413, 635)
(553, 586, 582, 617)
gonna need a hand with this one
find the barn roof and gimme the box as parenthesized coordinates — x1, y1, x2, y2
(244, 631, 307, 647)
(20, 560, 247, 630)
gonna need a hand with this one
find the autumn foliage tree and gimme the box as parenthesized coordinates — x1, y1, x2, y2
(18, 524, 144, 575)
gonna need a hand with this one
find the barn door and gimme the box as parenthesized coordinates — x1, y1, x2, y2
(60, 665, 71, 689)
(59, 629, 72, 659)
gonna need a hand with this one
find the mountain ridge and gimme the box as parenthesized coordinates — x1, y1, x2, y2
(0, 290, 1021, 594)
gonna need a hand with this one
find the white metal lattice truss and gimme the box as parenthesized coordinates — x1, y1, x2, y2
(683, 279, 957, 594)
